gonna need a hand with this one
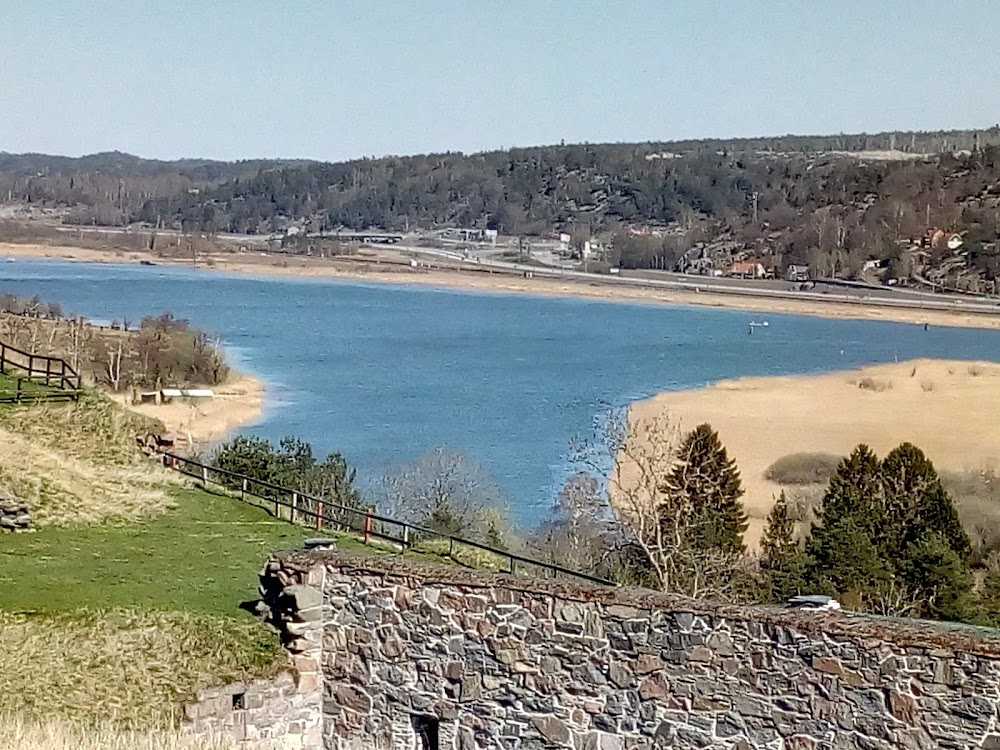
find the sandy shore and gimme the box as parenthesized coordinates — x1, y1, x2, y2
(6, 240, 1000, 330)
(627, 359, 1000, 547)
(111, 372, 263, 448)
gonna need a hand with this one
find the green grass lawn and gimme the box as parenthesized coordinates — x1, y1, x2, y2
(0, 370, 57, 402)
(0, 485, 321, 616)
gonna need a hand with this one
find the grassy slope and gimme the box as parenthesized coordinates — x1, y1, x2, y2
(0, 392, 171, 524)
(0, 391, 300, 727)
(0, 389, 477, 728)
(0, 486, 308, 615)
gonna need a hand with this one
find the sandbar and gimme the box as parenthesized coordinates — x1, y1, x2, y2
(627, 359, 1000, 547)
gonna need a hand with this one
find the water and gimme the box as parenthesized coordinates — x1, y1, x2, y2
(4, 259, 999, 526)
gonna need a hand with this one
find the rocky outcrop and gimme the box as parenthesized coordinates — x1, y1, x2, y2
(0, 484, 30, 531)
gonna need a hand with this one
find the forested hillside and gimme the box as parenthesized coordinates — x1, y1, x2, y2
(3, 127, 1000, 288)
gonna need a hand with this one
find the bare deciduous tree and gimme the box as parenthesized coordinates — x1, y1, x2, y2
(379, 448, 512, 545)
(575, 410, 747, 599)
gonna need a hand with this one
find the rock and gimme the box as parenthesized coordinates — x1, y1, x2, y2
(887, 691, 917, 726)
(531, 716, 570, 744)
(334, 685, 372, 714)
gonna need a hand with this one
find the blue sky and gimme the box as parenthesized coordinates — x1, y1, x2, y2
(1, 1, 998, 161)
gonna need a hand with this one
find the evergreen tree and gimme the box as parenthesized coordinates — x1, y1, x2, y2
(660, 423, 747, 554)
(901, 535, 975, 622)
(978, 553, 1000, 626)
(805, 442, 974, 621)
(806, 445, 883, 595)
(759, 492, 806, 602)
(879, 442, 971, 560)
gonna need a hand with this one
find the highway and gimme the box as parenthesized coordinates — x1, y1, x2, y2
(400, 245, 1000, 318)
(47, 225, 1000, 318)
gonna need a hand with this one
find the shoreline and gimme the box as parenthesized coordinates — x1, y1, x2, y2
(626, 358, 1000, 548)
(111, 371, 264, 448)
(6, 241, 1000, 330)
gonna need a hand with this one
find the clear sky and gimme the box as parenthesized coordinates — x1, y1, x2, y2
(2, 1, 998, 162)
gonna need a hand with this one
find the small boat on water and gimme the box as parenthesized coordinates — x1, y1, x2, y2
(747, 320, 769, 334)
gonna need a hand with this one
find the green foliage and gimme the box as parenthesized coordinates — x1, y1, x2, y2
(900, 534, 976, 623)
(759, 492, 807, 602)
(978, 554, 1000, 626)
(805, 442, 974, 621)
(211, 435, 364, 529)
(659, 423, 748, 554)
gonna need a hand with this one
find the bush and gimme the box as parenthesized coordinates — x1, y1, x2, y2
(210, 435, 364, 529)
(858, 377, 892, 392)
(764, 453, 843, 486)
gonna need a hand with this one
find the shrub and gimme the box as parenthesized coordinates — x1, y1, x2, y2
(858, 377, 892, 392)
(764, 453, 843, 486)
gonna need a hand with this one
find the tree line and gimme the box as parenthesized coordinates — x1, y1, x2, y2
(206, 415, 1000, 626)
(0, 295, 229, 391)
(3, 129, 1000, 285)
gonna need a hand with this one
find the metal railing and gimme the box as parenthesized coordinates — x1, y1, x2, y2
(160, 451, 614, 587)
(0, 340, 83, 402)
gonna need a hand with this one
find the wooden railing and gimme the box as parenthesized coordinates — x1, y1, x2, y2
(161, 451, 615, 588)
(0, 340, 82, 402)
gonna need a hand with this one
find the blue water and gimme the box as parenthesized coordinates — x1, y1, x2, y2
(3, 259, 999, 526)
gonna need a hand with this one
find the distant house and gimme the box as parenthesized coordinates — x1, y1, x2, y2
(786, 264, 810, 282)
(922, 228, 964, 251)
(729, 261, 765, 278)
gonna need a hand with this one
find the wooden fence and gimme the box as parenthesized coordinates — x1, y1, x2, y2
(160, 451, 614, 587)
(0, 340, 82, 402)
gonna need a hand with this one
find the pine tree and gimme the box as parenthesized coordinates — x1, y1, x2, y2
(660, 423, 747, 554)
(879, 442, 971, 560)
(805, 442, 975, 621)
(759, 492, 806, 602)
(978, 553, 1000, 626)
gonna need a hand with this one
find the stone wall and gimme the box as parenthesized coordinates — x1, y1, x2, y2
(0, 485, 30, 532)
(180, 559, 325, 749)
(181, 672, 321, 749)
(266, 551, 1000, 750)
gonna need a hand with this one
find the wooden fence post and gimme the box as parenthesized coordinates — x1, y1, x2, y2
(201, 466, 209, 487)
(316, 501, 324, 531)
(363, 507, 373, 545)
(291, 492, 298, 524)
(241, 478, 247, 502)
(402, 525, 410, 548)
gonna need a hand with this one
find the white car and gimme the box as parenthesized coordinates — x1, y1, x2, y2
(786, 594, 841, 611)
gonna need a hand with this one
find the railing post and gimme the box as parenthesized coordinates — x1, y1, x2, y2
(241, 478, 247, 502)
(16, 378, 22, 403)
(363, 507, 372, 545)
(448, 537, 454, 557)
(316, 500, 324, 531)
(201, 466, 208, 487)
(510, 556, 516, 576)
(0, 344, 5, 372)
(402, 524, 410, 548)
(27, 355, 33, 379)
(291, 492, 298, 524)
(44, 358, 50, 386)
